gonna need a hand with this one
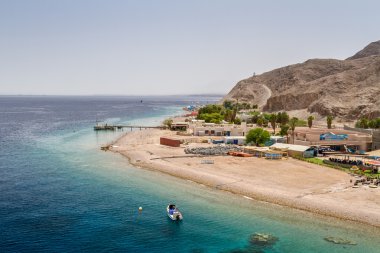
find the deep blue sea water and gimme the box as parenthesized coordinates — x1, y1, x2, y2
(1, 96, 380, 253)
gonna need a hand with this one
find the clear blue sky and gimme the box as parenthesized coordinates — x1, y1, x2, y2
(1, 0, 379, 95)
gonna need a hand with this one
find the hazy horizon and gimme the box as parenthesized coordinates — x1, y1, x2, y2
(1, 0, 380, 96)
(0, 93, 224, 97)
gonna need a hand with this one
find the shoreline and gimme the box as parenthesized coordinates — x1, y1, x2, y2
(110, 128, 380, 228)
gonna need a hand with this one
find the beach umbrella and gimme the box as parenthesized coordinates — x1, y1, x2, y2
(350, 166, 359, 171)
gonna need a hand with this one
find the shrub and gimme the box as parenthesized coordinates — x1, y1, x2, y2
(246, 128, 270, 146)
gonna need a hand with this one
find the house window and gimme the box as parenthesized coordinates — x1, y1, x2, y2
(205, 130, 209, 134)
(211, 130, 215, 135)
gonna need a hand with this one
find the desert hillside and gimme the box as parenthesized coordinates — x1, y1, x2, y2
(223, 41, 380, 120)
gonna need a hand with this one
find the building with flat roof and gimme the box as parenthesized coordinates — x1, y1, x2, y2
(243, 146, 287, 159)
(291, 127, 372, 151)
(170, 122, 189, 131)
(190, 122, 255, 137)
(224, 136, 246, 145)
(270, 143, 315, 158)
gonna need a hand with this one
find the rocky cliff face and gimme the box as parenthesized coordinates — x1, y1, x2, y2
(223, 41, 380, 120)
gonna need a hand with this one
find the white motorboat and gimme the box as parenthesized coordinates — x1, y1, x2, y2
(167, 204, 183, 221)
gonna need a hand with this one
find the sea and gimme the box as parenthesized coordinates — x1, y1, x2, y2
(1, 96, 379, 253)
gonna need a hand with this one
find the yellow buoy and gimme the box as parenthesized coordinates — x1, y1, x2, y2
(138, 207, 143, 211)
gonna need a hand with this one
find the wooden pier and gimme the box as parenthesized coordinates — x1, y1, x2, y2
(94, 124, 166, 131)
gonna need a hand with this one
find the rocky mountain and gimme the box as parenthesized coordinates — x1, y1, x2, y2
(347, 40, 380, 60)
(223, 41, 380, 120)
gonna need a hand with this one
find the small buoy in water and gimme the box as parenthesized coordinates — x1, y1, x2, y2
(139, 207, 143, 211)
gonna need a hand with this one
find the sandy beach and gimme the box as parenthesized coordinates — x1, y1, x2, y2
(110, 129, 380, 227)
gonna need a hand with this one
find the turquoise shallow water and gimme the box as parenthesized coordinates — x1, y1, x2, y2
(1, 96, 380, 253)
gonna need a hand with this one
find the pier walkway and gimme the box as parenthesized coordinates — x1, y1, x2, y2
(94, 124, 166, 131)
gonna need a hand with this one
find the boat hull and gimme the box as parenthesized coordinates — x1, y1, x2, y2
(167, 205, 183, 221)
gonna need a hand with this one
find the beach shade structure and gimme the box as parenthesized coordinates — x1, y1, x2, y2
(265, 152, 283, 160)
(350, 166, 359, 171)
(366, 160, 380, 166)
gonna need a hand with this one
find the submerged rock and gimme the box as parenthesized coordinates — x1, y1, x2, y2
(223, 233, 277, 253)
(324, 236, 357, 245)
(250, 233, 279, 246)
(223, 248, 264, 253)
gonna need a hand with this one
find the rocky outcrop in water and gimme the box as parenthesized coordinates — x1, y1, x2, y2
(223, 41, 380, 120)
(250, 233, 279, 246)
(324, 236, 357, 245)
(223, 233, 279, 253)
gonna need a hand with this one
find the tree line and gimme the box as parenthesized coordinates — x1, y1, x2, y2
(196, 101, 258, 124)
(355, 117, 380, 129)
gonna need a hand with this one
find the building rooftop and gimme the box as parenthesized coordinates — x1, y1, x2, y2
(224, 136, 246, 140)
(172, 122, 189, 125)
(270, 136, 287, 140)
(270, 143, 311, 152)
(294, 127, 372, 136)
(244, 146, 270, 151)
(366, 150, 380, 157)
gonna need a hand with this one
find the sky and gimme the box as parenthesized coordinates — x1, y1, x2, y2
(0, 0, 379, 96)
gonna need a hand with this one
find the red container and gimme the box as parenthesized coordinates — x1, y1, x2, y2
(160, 137, 181, 147)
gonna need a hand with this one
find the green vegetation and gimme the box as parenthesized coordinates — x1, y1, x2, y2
(197, 104, 228, 123)
(303, 157, 325, 166)
(307, 115, 314, 128)
(198, 104, 223, 115)
(289, 117, 298, 143)
(197, 112, 224, 124)
(276, 111, 290, 126)
(247, 111, 267, 126)
(247, 111, 286, 127)
(162, 118, 173, 128)
(223, 109, 236, 123)
(277, 116, 307, 138)
(294, 156, 380, 179)
(223, 100, 257, 110)
(355, 117, 380, 129)
(197, 101, 258, 124)
(295, 119, 307, 127)
(222, 100, 234, 110)
(327, 115, 333, 129)
(269, 113, 277, 134)
(197, 103, 328, 138)
(256, 117, 264, 127)
(233, 117, 242, 125)
(246, 111, 290, 129)
(246, 128, 270, 146)
(278, 125, 289, 138)
(294, 156, 348, 172)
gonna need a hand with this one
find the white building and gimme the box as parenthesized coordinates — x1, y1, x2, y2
(224, 136, 246, 145)
(190, 122, 255, 137)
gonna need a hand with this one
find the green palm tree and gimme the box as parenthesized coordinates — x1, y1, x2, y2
(289, 117, 298, 144)
(257, 117, 264, 127)
(327, 115, 333, 129)
(307, 115, 314, 128)
(269, 113, 277, 134)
